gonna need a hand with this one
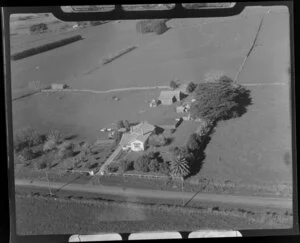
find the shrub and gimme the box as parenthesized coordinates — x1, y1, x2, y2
(30, 23, 48, 34)
(148, 134, 168, 147)
(186, 82, 197, 93)
(47, 130, 63, 145)
(170, 80, 179, 90)
(43, 139, 57, 152)
(149, 159, 160, 172)
(116, 120, 124, 129)
(158, 161, 170, 175)
(89, 21, 103, 26)
(123, 120, 130, 131)
(57, 142, 75, 159)
(113, 131, 123, 144)
(136, 19, 168, 35)
(36, 161, 47, 170)
(14, 128, 46, 152)
(118, 159, 134, 173)
(134, 154, 150, 172)
(284, 151, 292, 166)
(107, 163, 119, 173)
(187, 133, 201, 151)
(18, 148, 38, 161)
(11, 35, 82, 61)
(190, 80, 252, 122)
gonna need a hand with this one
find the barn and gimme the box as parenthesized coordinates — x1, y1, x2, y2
(158, 90, 185, 105)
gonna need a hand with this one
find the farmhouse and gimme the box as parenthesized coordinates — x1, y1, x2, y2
(120, 121, 155, 151)
(158, 90, 185, 105)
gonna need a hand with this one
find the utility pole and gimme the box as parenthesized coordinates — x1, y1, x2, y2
(45, 171, 53, 197)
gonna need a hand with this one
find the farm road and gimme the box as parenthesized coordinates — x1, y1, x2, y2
(15, 179, 292, 209)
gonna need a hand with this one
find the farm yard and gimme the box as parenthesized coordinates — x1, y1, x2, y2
(10, 4, 293, 233)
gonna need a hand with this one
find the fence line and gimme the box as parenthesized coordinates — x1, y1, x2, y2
(103, 172, 182, 181)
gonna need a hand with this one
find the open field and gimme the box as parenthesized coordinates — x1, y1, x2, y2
(15, 190, 292, 235)
(11, 5, 292, 199)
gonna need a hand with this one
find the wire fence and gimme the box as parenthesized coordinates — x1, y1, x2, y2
(103, 171, 182, 181)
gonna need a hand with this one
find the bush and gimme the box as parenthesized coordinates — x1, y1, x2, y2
(134, 154, 150, 172)
(113, 131, 123, 144)
(36, 161, 47, 170)
(136, 19, 168, 35)
(57, 142, 75, 159)
(187, 133, 201, 151)
(11, 35, 83, 61)
(149, 159, 160, 172)
(158, 161, 170, 175)
(148, 134, 169, 147)
(118, 159, 134, 173)
(14, 128, 46, 152)
(123, 120, 130, 131)
(47, 130, 63, 145)
(170, 80, 179, 90)
(18, 148, 38, 161)
(107, 163, 119, 173)
(186, 82, 197, 93)
(43, 139, 57, 152)
(30, 23, 48, 34)
(89, 21, 103, 26)
(116, 120, 124, 129)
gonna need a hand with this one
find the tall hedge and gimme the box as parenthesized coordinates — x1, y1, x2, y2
(11, 35, 83, 61)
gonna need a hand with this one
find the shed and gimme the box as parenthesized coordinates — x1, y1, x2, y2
(51, 83, 68, 90)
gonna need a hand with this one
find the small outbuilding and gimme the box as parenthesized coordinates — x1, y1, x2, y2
(51, 83, 68, 90)
(158, 90, 185, 105)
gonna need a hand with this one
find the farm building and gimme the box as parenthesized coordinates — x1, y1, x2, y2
(158, 90, 185, 105)
(120, 121, 156, 151)
(51, 83, 68, 90)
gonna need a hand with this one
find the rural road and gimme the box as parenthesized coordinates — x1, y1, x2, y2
(15, 179, 292, 209)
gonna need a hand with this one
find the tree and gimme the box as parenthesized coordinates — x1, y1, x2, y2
(170, 80, 179, 90)
(187, 133, 201, 152)
(186, 82, 197, 93)
(134, 154, 150, 172)
(116, 120, 124, 129)
(170, 155, 190, 178)
(113, 131, 123, 144)
(123, 120, 130, 131)
(190, 80, 251, 122)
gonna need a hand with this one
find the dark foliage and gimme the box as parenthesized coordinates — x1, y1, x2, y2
(170, 80, 179, 90)
(11, 35, 83, 61)
(134, 154, 150, 172)
(30, 23, 48, 34)
(136, 19, 169, 35)
(14, 128, 46, 152)
(190, 81, 252, 123)
(186, 82, 197, 93)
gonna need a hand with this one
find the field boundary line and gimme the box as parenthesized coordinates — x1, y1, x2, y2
(233, 9, 269, 83)
(41, 85, 171, 94)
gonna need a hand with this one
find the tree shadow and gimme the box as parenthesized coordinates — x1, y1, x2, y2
(64, 134, 78, 140)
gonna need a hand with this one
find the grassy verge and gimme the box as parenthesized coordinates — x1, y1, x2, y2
(11, 34, 83, 61)
(15, 190, 292, 235)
